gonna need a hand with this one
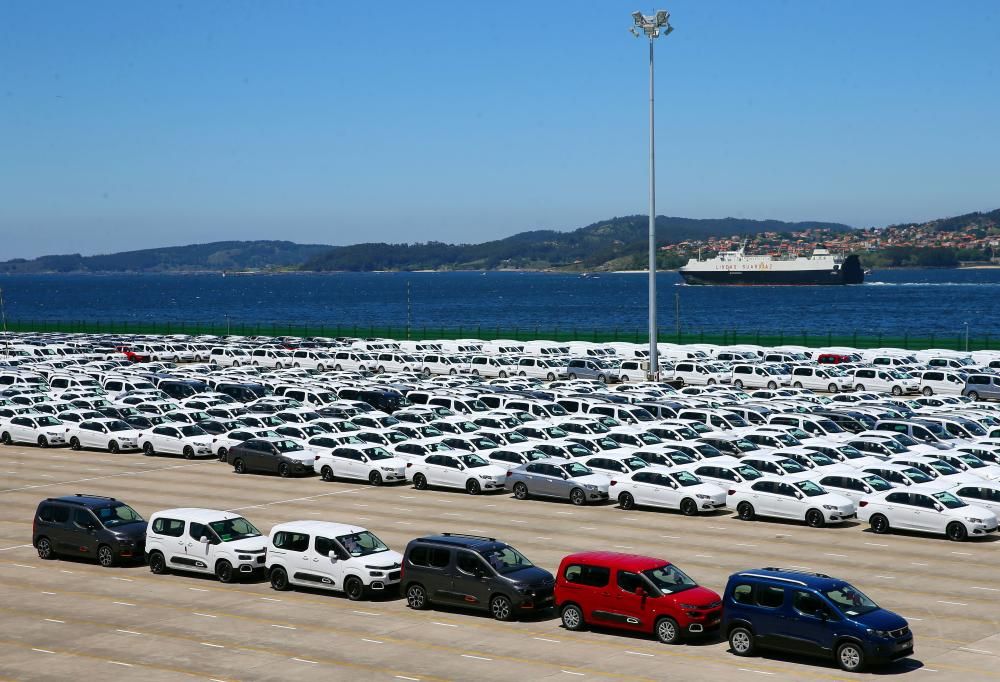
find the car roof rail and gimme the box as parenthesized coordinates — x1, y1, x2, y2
(761, 566, 832, 579)
(440, 532, 497, 542)
(75, 493, 117, 500)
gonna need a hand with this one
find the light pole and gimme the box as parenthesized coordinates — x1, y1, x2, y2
(631, 9, 673, 380)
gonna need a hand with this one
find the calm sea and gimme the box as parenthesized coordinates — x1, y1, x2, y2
(1, 269, 998, 337)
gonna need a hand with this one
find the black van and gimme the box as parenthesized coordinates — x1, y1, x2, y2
(157, 379, 208, 400)
(216, 382, 271, 403)
(401, 533, 555, 621)
(338, 387, 410, 413)
(33, 494, 147, 567)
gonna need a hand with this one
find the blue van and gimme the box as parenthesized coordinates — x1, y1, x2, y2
(722, 568, 913, 673)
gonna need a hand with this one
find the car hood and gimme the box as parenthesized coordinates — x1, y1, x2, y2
(112, 522, 148, 540)
(574, 473, 611, 488)
(508, 565, 556, 588)
(285, 450, 317, 464)
(226, 537, 268, 553)
(666, 585, 722, 607)
(945, 504, 997, 523)
(362, 549, 404, 569)
(852, 608, 908, 632)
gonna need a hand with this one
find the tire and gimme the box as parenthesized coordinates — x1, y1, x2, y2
(680, 498, 698, 517)
(321, 466, 335, 482)
(707, 379, 716, 386)
(413, 473, 428, 490)
(513, 482, 529, 500)
(234, 458, 246, 474)
(490, 594, 514, 621)
(561, 604, 585, 631)
(232, 361, 240, 367)
(69, 437, 81, 451)
(38, 436, 48, 448)
(568, 373, 577, 380)
(369, 471, 383, 486)
(270, 566, 291, 591)
(828, 383, 838, 393)
(805, 509, 825, 528)
(215, 559, 236, 583)
(920, 386, 934, 396)
(737, 501, 755, 521)
(655, 617, 681, 644)
(344, 576, 365, 601)
(143, 442, 155, 456)
(618, 492, 635, 510)
(471, 369, 480, 376)
(274, 363, 282, 370)
(729, 626, 755, 656)
(377, 366, 385, 374)
(546, 373, 556, 381)
(792, 381, 803, 389)
(278, 462, 291, 478)
(969, 391, 980, 401)
(837, 641, 865, 673)
(570, 487, 586, 506)
(97, 544, 115, 568)
(406, 583, 429, 610)
(293, 363, 301, 368)
(36, 536, 54, 560)
(466, 478, 481, 495)
(734, 379, 744, 389)
(870, 514, 890, 534)
(498, 371, 507, 379)
(105, 440, 119, 454)
(423, 367, 432, 377)
(598, 374, 607, 384)
(217, 447, 228, 462)
(334, 364, 343, 371)
(947, 521, 968, 542)
(148, 550, 167, 574)
(892, 385, 903, 396)
(449, 368, 457, 375)
(317, 365, 325, 372)
(767, 381, 778, 390)
(855, 384, 866, 392)
(183, 445, 194, 460)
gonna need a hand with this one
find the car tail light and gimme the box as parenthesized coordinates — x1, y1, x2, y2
(506, 471, 512, 477)
(610, 480, 617, 486)
(728, 489, 736, 495)
(406, 462, 412, 467)
(859, 500, 868, 507)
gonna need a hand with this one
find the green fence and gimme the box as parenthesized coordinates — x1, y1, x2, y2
(3, 318, 996, 352)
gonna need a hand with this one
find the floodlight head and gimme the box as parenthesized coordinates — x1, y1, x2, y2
(655, 10, 670, 26)
(632, 11, 645, 25)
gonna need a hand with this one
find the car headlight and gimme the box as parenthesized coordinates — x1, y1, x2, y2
(695, 494, 711, 500)
(479, 473, 493, 479)
(866, 628, 893, 638)
(679, 603, 700, 610)
(822, 505, 838, 510)
(966, 517, 984, 524)
(238, 555, 251, 560)
(584, 484, 598, 491)
(369, 570, 384, 577)
(381, 466, 395, 472)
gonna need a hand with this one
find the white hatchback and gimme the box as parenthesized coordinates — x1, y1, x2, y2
(730, 478, 856, 527)
(139, 424, 213, 458)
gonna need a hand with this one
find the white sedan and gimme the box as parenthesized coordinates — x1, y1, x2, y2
(139, 424, 213, 458)
(612, 467, 727, 515)
(312, 444, 407, 485)
(66, 418, 142, 453)
(0, 414, 67, 447)
(730, 478, 856, 527)
(405, 452, 508, 494)
(859, 487, 997, 541)
(950, 481, 1000, 517)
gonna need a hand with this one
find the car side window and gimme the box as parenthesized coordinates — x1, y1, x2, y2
(72, 509, 95, 529)
(456, 551, 486, 575)
(732, 583, 754, 604)
(755, 585, 785, 608)
(274, 531, 310, 552)
(152, 517, 185, 537)
(616, 570, 645, 594)
(564, 563, 610, 587)
(885, 491, 908, 504)
(792, 590, 826, 617)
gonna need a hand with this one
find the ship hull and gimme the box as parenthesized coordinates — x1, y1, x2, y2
(680, 255, 864, 286)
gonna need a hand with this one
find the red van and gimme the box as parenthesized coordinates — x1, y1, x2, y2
(554, 551, 722, 644)
(817, 353, 853, 365)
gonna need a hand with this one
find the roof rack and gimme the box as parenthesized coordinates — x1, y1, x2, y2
(762, 567, 832, 579)
(439, 533, 497, 542)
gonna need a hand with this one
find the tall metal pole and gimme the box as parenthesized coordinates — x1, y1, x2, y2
(647, 36, 658, 379)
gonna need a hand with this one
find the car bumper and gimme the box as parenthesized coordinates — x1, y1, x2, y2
(825, 511, 857, 523)
(868, 638, 914, 664)
(513, 589, 555, 612)
(682, 607, 723, 634)
(972, 523, 997, 535)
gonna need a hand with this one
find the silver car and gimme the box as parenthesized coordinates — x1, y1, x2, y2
(505, 459, 610, 505)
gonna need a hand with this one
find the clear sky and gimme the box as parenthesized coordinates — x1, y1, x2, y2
(1, 0, 997, 258)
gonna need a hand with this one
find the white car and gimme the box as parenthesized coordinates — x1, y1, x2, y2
(485, 446, 551, 471)
(950, 481, 1000, 517)
(139, 423, 213, 458)
(0, 413, 67, 447)
(145, 508, 267, 582)
(851, 368, 920, 395)
(815, 471, 896, 504)
(581, 452, 657, 478)
(687, 461, 767, 490)
(66, 418, 142, 453)
(932, 451, 1000, 482)
(312, 444, 407, 485)
(730, 478, 856, 527)
(858, 487, 998, 541)
(406, 452, 508, 494)
(266, 521, 402, 599)
(612, 467, 727, 515)
(888, 455, 986, 488)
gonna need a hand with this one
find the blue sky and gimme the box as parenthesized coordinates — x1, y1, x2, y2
(1, 0, 997, 258)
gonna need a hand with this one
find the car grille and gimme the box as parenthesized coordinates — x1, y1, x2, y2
(256, 556, 266, 564)
(388, 570, 401, 581)
(890, 626, 910, 639)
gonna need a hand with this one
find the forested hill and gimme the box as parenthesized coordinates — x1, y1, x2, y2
(0, 241, 333, 273)
(301, 215, 854, 272)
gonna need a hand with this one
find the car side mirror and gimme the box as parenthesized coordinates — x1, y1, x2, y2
(561, 472, 569, 480)
(862, 486, 872, 494)
(328, 551, 338, 562)
(795, 492, 804, 500)
(934, 504, 943, 512)
(635, 587, 647, 598)
(199, 536, 210, 544)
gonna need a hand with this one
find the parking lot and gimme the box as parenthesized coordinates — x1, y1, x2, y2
(2, 446, 999, 681)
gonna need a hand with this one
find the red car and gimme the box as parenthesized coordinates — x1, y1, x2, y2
(554, 551, 722, 644)
(115, 345, 150, 363)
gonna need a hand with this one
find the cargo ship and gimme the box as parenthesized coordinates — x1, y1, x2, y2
(678, 246, 864, 286)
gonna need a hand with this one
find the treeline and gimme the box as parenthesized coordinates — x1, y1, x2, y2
(860, 246, 993, 268)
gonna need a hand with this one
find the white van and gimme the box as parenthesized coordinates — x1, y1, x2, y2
(851, 368, 920, 395)
(145, 508, 267, 582)
(789, 366, 854, 393)
(209, 347, 251, 367)
(912, 369, 967, 396)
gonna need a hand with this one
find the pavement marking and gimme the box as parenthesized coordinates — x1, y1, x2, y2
(561, 671, 585, 676)
(738, 669, 775, 676)
(112, 601, 135, 607)
(43, 618, 64, 623)
(271, 624, 296, 630)
(32, 648, 55, 654)
(735, 543, 756, 547)
(11, 563, 35, 569)
(353, 503, 369, 507)
(876, 575, 896, 579)
(60, 570, 74, 574)
(824, 553, 849, 558)
(625, 651, 654, 657)
(555, 511, 573, 515)
(432, 622, 458, 628)
(661, 535, 680, 540)
(189, 587, 209, 592)
(395, 676, 420, 681)
(959, 647, 992, 654)
(971, 586, 1000, 592)
(536, 536, 553, 540)
(442, 512, 460, 516)
(40, 591, 56, 595)
(291, 657, 318, 663)
(614, 545, 633, 549)
(0, 544, 30, 551)
(695, 554, 713, 558)
(193, 612, 217, 618)
(0, 460, 212, 494)
(912, 562, 929, 566)
(533, 637, 561, 643)
(581, 527, 597, 531)
(398, 495, 416, 499)
(200, 642, 225, 648)
(461, 654, 492, 661)
(707, 525, 727, 530)
(510, 520, 527, 524)
(395, 521, 413, 525)
(352, 610, 379, 616)
(108, 661, 133, 667)
(116, 629, 142, 635)
(111, 576, 133, 582)
(937, 600, 968, 606)
(226, 486, 360, 512)
(362, 638, 383, 644)
(864, 542, 889, 548)
(951, 551, 973, 556)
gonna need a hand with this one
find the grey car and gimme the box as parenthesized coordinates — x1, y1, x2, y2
(505, 459, 610, 505)
(565, 358, 620, 384)
(964, 374, 1000, 402)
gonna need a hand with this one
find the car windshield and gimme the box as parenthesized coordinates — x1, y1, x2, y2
(336, 530, 389, 557)
(817, 419, 844, 433)
(459, 454, 490, 468)
(668, 452, 696, 465)
(903, 467, 934, 483)
(179, 425, 207, 437)
(772, 433, 800, 446)
(933, 491, 967, 509)
(562, 462, 592, 477)
(735, 439, 759, 452)
(35, 416, 61, 426)
(929, 460, 961, 475)
(107, 420, 133, 432)
(824, 583, 880, 617)
(958, 454, 986, 469)
(209, 516, 261, 542)
(302, 426, 326, 436)
(643, 564, 698, 595)
(794, 480, 826, 497)
(893, 433, 919, 447)
(881, 439, 906, 453)
(471, 437, 499, 449)
(776, 458, 807, 473)
(838, 446, 865, 460)
(862, 475, 893, 491)
(735, 465, 763, 480)
(566, 444, 592, 457)
(365, 447, 394, 461)
(671, 471, 701, 487)
(95, 503, 144, 528)
(808, 452, 837, 466)
(274, 440, 303, 452)
(623, 457, 648, 470)
(480, 545, 534, 574)
(426, 443, 454, 452)
(524, 450, 549, 461)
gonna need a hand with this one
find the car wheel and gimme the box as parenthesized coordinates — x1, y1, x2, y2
(498, 370, 508, 378)
(466, 478, 481, 495)
(183, 445, 195, 460)
(217, 447, 228, 462)
(148, 550, 168, 574)
(805, 509, 825, 528)
(546, 372, 556, 381)
(406, 583, 429, 610)
(471, 369, 480, 376)
(108, 440, 120, 454)
(729, 626, 755, 656)
(69, 437, 81, 451)
(618, 492, 635, 510)
(513, 482, 529, 500)
(620, 375, 629, 383)
(232, 361, 240, 367)
(767, 381, 778, 390)
(413, 473, 428, 490)
(270, 566, 291, 591)
(837, 641, 865, 673)
(969, 391, 980, 401)
(892, 385, 903, 396)
(490, 594, 514, 621)
(870, 514, 890, 534)
(680, 498, 698, 517)
(737, 501, 755, 521)
(97, 544, 116, 568)
(828, 383, 838, 393)
(334, 364, 343, 371)
(143, 442, 155, 456)
(344, 576, 365, 601)
(792, 381, 802, 389)
(37, 435, 48, 448)
(655, 617, 681, 644)
(369, 471, 383, 486)
(293, 363, 301, 368)
(734, 379, 744, 389)
(947, 521, 968, 542)
(855, 384, 866, 392)
(423, 367, 432, 377)
(278, 462, 291, 478)
(598, 374, 607, 384)
(561, 604, 585, 631)
(234, 458, 246, 474)
(449, 368, 457, 375)
(274, 363, 282, 370)
(570, 487, 586, 506)
(568, 373, 577, 380)
(215, 559, 236, 583)
(377, 366, 386, 374)
(922, 386, 934, 396)
(707, 379, 716, 385)
(36, 536, 54, 560)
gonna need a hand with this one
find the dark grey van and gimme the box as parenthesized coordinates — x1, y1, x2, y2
(33, 494, 147, 567)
